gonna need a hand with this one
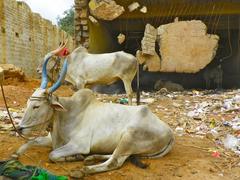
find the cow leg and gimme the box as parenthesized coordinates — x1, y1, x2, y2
(15, 135, 52, 157)
(61, 154, 84, 162)
(81, 127, 172, 177)
(84, 155, 111, 166)
(49, 142, 85, 162)
(122, 78, 133, 105)
(82, 131, 136, 175)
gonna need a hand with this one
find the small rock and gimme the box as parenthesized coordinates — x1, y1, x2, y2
(191, 170, 198, 174)
(175, 127, 184, 136)
(11, 153, 19, 159)
(128, 2, 140, 12)
(140, 6, 147, 13)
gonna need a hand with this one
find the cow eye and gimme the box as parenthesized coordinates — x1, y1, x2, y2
(33, 105, 40, 109)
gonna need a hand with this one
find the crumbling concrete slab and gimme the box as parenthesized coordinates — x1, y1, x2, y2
(141, 24, 157, 55)
(136, 50, 161, 72)
(89, 0, 124, 21)
(158, 20, 219, 73)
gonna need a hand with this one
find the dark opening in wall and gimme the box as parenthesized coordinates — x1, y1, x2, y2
(29, 37, 31, 42)
(15, 32, 19, 38)
(83, 0, 240, 90)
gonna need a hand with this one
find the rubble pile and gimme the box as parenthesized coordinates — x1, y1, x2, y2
(0, 64, 25, 81)
(154, 89, 240, 156)
(0, 108, 24, 133)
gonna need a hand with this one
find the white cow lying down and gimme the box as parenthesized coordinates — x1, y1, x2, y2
(16, 88, 174, 177)
(16, 48, 174, 178)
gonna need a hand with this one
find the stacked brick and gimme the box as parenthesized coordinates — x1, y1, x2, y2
(0, 0, 74, 77)
(75, 0, 89, 48)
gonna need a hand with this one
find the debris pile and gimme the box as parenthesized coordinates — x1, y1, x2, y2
(0, 108, 24, 132)
(94, 89, 240, 158)
(0, 64, 25, 81)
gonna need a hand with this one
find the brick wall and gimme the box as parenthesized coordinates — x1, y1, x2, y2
(0, 0, 74, 77)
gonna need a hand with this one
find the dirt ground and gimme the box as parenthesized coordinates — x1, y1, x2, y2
(0, 79, 239, 180)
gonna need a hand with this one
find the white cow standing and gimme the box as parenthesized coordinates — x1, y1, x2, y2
(37, 45, 137, 105)
(15, 46, 175, 178)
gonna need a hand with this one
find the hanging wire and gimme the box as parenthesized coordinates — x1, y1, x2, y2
(173, 1, 180, 19)
(208, 1, 216, 33)
(169, 0, 177, 22)
(124, 17, 129, 50)
(154, 0, 163, 26)
(158, 0, 168, 25)
(220, 15, 233, 63)
(182, 1, 190, 20)
(213, 1, 226, 34)
(174, 0, 185, 21)
(142, 0, 148, 25)
(192, 0, 199, 20)
(211, 2, 219, 34)
(186, 0, 194, 21)
(144, 0, 151, 25)
(178, 0, 187, 21)
(148, 0, 154, 25)
(203, 1, 211, 24)
(238, 16, 240, 72)
(194, 0, 202, 20)
(166, 1, 173, 23)
(238, 15, 240, 50)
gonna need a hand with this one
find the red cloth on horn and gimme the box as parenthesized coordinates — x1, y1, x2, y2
(57, 47, 70, 57)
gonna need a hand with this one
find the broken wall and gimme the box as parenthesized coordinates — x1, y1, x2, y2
(0, 0, 74, 77)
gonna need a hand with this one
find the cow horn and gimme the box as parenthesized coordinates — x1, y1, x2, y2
(40, 43, 68, 89)
(47, 59, 68, 93)
(40, 54, 53, 89)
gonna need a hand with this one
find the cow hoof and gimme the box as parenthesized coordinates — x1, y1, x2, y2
(11, 153, 19, 159)
(70, 169, 85, 179)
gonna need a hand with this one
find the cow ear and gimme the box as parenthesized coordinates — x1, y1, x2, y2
(51, 101, 67, 112)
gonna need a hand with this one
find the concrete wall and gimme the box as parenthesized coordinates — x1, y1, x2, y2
(0, 0, 74, 77)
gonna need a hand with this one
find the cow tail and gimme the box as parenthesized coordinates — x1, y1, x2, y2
(136, 57, 140, 105)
